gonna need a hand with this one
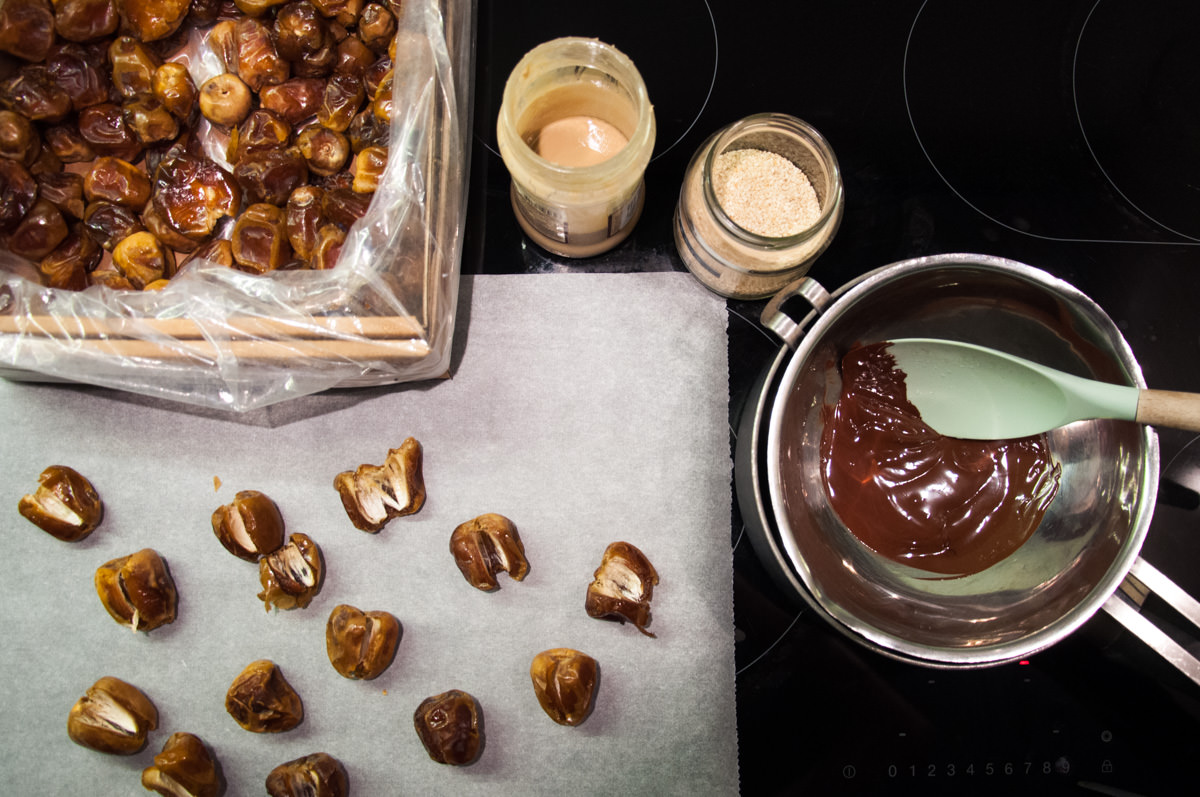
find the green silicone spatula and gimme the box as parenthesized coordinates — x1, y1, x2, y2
(886, 338, 1200, 440)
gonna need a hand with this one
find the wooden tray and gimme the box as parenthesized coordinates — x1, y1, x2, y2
(0, 0, 471, 386)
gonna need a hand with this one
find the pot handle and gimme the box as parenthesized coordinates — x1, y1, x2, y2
(760, 277, 831, 349)
(1101, 557, 1200, 687)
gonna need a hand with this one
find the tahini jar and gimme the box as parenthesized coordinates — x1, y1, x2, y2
(674, 113, 843, 299)
(497, 38, 656, 258)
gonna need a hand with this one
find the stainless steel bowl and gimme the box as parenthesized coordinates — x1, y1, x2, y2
(738, 253, 1184, 670)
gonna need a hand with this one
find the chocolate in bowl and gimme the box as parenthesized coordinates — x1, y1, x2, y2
(742, 253, 1161, 668)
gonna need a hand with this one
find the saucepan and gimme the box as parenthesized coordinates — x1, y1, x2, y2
(735, 252, 1200, 683)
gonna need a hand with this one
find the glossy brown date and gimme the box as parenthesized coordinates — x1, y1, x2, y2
(47, 44, 111, 111)
(146, 152, 241, 244)
(37, 171, 86, 219)
(350, 145, 387, 193)
(83, 156, 151, 208)
(530, 648, 599, 727)
(585, 541, 660, 637)
(225, 659, 304, 733)
(236, 17, 289, 91)
(179, 237, 235, 272)
(0, 159, 38, 232)
(413, 689, 482, 766)
(6, 198, 69, 260)
(152, 63, 197, 121)
(297, 125, 349, 177)
(320, 186, 370, 229)
(43, 123, 95, 163)
(284, 184, 323, 259)
(141, 732, 222, 797)
(67, 676, 159, 755)
(259, 78, 326, 125)
(334, 35, 374, 80)
(0, 0, 56, 64)
(325, 603, 401, 680)
(231, 201, 292, 272)
(333, 436, 425, 532)
(111, 230, 173, 288)
(51, 0, 120, 44)
(108, 35, 159, 100)
(258, 532, 323, 610)
(229, 109, 290, 163)
(78, 102, 143, 161)
(234, 149, 308, 206)
(212, 489, 285, 562)
(274, 1, 327, 61)
(83, 200, 145, 250)
(266, 752, 348, 797)
(0, 110, 41, 164)
(199, 73, 252, 127)
(312, 0, 364, 28)
(39, 231, 102, 289)
(358, 3, 395, 54)
(317, 73, 364, 132)
(18, 465, 104, 541)
(0, 67, 72, 123)
(120, 0, 190, 42)
(123, 96, 180, 145)
(449, 513, 530, 592)
(95, 547, 178, 631)
(309, 223, 344, 270)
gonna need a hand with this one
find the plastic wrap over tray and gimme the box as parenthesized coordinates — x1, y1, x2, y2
(0, 0, 472, 411)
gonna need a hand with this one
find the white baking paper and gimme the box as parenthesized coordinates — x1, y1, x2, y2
(0, 272, 737, 795)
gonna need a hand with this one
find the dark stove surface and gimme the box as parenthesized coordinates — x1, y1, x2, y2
(465, 1, 1200, 793)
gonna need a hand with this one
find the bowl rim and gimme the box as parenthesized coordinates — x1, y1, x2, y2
(763, 252, 1160, 666)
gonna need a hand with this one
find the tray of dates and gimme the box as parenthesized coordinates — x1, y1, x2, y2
(0, 0, 472, 411)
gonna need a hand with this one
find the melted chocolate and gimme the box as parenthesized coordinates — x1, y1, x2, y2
(820, 342, 1062, 576)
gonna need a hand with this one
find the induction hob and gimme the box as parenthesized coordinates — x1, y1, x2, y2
(464, 1, 1200, 793)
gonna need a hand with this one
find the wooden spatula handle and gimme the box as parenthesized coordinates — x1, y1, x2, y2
(1135, 389, 1200, 433)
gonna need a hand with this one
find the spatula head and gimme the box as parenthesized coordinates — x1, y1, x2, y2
(886, 338, 1139, 439)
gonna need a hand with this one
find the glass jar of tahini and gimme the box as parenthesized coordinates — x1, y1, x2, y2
(497, 37, 656, 258)
(674, 113, 843, 299)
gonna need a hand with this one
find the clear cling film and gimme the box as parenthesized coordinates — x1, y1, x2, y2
(0, 0, 472, 412)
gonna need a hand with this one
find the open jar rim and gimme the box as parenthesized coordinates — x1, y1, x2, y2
(700, 112, 844, 249)
(498, 37, 656, 188)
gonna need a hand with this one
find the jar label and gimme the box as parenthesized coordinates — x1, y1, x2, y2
(513, 182, 645, 247)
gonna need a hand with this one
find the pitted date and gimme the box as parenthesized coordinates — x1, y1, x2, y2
(258, 532, 323, 610)
(67, 676, 159, 755)
(266, 752, 349, 797)
(413, 689, 483, 766)
(333, 437, 425, 533)
(585, 541, 660, 637)
(225, 659, 304, 733)
(94, 547, 178, 631)
(449, 513, 529, 591)
(212, 489, 285, 562)
(18, 464, 103, 541)
(325, 603, 401, 680)
(530, 648, 599, 727)
(141, 732, 222, 797)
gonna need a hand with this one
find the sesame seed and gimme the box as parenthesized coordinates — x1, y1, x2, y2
(712, 148, 821, 237)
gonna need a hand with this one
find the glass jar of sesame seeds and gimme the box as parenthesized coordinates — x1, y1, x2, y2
(674, 113, 843, 299)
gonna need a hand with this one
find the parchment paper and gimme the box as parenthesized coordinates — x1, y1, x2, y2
(0, 272, 737, 795)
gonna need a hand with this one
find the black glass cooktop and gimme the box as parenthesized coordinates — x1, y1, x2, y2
(464, 1, 1200, 793)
